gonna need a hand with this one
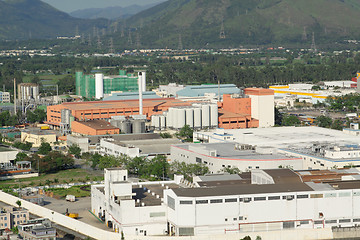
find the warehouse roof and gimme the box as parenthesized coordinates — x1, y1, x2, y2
(173, 143, 300, 161)
(74, 120, 119, 130)
(176, 84, 240, 97)
(103, 91, 159, 101)
(60, 98, 191, 111)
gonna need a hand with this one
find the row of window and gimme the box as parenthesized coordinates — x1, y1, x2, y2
(179, 192, 358, 205)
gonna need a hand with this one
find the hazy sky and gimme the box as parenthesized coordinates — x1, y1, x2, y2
(42, 0, 166, 12)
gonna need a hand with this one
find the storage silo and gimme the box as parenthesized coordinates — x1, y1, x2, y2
(201, 105, 210, 128)
(95, 73, 104, 99)
(168, 108, 174, 129)
(160, 116, 166, 130)
(133, 120, 146, 133)
(186, 108, 194, 128)
(178, 108, 186, 129)
(210, 104, 218, 128)
(120, 120, 132, 134)
(61, 109, 71, 124)
(151, 115, 160, 130)
(194, 107, 202, 129)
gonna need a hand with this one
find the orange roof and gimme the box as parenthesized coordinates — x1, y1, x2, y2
(60, 98, 191, 111)
(244, 88, 274, 96)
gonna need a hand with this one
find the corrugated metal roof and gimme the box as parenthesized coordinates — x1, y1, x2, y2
(176, 84, 240, 97)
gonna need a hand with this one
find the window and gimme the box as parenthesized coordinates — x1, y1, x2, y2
(283, 222, 295, 229)
(150, 212, 165, 217)
(300, 221, 309, 225)
(339, 219, 351, 223)
(254, 197, 266, 201)
(314, 220, 323, 224)
(325, 220, 337, 224)
(325, 193, 336, 198)
(297, 194, 309, 199)
(195, 157, 202, 163)
(354, 219, 360, 222)
(233, 218, 237, 221)
(179, 228, 194, 236)
(225, 198, 237, 203)
(167, 196, 175, 210)
(180, 200, 193, 205)
(225, 218, 228, 222)
(268, 196, 280, 200)
(339, 192, 351, 197)
(196, 200, 208, 204)
(239, 216, 243, 220)
(210, 199, 222, 204)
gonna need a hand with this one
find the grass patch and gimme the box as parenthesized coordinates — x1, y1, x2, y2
(0, 169, 103, 189)
(48, 185, 91, 199)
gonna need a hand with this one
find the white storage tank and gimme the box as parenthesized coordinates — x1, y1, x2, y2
(194, 107, 202, 129)
(201, 105, 210, 128)
(210, 104, 218, 128)
(186, 108, 194, 128)
(151, 115, 160, 129)
(160, 116, 166, 130)
(168, 108, 174, 129)
(95, 73, 104, 99)
(133, 120, 145, 133)
(178, 108, 186, 129)
(120, 120, 132, 134)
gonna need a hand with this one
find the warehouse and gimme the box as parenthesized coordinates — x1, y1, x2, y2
(92, 167, 360, 237)
(170, 142, 303, 173)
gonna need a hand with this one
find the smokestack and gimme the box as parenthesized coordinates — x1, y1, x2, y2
(141, 71, 146, 92)
(14, 78, 16, 115)
(95, 73, 104, 99)
(138, 72, 143, 115)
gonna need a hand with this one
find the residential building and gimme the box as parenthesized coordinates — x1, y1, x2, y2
(18, 218, 56, 240)
(0, 92, 10, 103)
(0, 206, 29, 230)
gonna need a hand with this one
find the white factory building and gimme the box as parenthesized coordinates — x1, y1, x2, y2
(151, 104, 218, 130)
(92, 167, 360, 238)
(193, 127, 360, 171)
(170, 143, 303, 173)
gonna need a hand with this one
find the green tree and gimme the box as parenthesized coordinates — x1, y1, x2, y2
(177, 125, 193, 142)
(16, 200, 21, 208)
(316, 115, 332, 128)
(68, 144, 81, 159)
(15, 152, 27, 162)
(281, 114, 300, 126)
(149, 155, 170, 180)
(38, 142, 52, 155)
(331, 119, 344, 130)
(222, 166, 241, 174)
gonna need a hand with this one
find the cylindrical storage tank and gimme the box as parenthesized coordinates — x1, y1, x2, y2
(168, 108, 174, 128)
(194, 107, 202, 129)
(133, 120, 145, 133)
(153, 115, 160, 130)
(178, 108, 186, 129)
(160, 116, 166, 130)
(201, 105, 210, 128)
(95, 73, 104, 99)
(120, 120, 132, 134)
(210, 104, 218, 128)
(186, 108, 194, 128)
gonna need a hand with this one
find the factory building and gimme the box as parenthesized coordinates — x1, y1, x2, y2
(46, 98, 191, 127)
(176, 84, 240, 101)
(170, 142, 303, 173)
(71, 120, 120, 136)
(75, 70, 144, 99)
(17, 83, 39, 102)
(91, 167, 360, 237)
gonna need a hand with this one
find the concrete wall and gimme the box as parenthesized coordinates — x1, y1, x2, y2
(100, 139, 139, 158)
(0, 149, 18, 163)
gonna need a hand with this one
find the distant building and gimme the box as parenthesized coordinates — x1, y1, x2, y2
(20, 129, 57, 147)
(176, 84, 240, 100)
(75, 70, 142, 99)
(18, 218, 56, 240)
(157, 83, 185, 98)
(0, 92, 10, 103)
(0, 206, 29, 231)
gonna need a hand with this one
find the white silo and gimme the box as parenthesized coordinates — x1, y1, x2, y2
(178, 108, 186, 129)
(168, 108, 174, 128)
(210, 104, 218, 128)
(160, 115, 166, 130)
(95, 73, 104, 99)
(186, 108, 194, 128)
(194, 107, 202, 129)
(201, 105, 210, 128)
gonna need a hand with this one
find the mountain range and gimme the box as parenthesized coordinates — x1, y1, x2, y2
(69, 2, 164, 20)
(0, 0, 108, 40)
(120, 0, 360, 48)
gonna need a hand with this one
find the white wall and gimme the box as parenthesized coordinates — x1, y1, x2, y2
(249, 95, 274, 128)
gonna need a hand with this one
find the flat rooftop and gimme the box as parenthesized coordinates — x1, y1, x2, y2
(75, 120, 118, 130)
(60, 98, 191, 111)
(132, 183, 179, 206)
(173, 142, 300, 161)
(195, 126, 360, 148)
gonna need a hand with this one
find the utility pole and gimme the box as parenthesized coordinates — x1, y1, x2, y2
(219, 19, 226, 39)
(311, 32, 317, 52)
(178, 34, 183, 50)
(13, 78, 16, 115)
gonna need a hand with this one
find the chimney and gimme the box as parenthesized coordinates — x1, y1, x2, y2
(138, 72, 143, 115)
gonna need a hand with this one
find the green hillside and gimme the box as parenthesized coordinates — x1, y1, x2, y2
(116, 0, 360, 48)
(0, 0, 108, 40)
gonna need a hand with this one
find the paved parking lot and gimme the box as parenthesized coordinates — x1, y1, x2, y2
(41, 195, 110, 231)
